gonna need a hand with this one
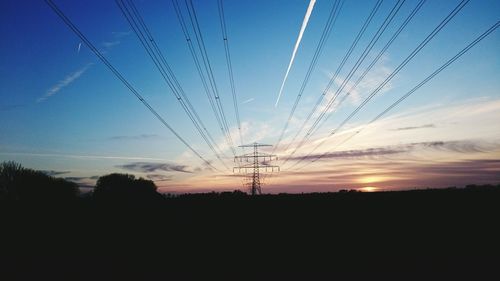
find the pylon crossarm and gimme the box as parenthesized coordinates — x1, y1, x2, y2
(238, 142, 272, 148)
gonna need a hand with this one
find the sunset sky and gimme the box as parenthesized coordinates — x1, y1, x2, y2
(1, 0, 499, 193)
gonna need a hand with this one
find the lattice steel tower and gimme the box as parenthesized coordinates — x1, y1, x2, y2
(233, 143, 280, 195)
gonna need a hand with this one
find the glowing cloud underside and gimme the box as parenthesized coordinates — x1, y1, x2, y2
(275, 0, 317, 107)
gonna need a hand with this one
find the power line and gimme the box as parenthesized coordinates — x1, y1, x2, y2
(290, 1, 489, 171)
(183, 0, 237, 156)
(281, 0, 383, 155)
(284, 0, 469, 167)
(273, 0, 344, 153)
(118, 0, 227, 169)
(369, 21, 499, 129)
(293, 20, 499, 170)
(217, 0, 243, 146)
(315, 0, 426, 133)
(304, 0, 405, 138)
(44, 0, 218, 171)
(329, 0, 469, 137)
(171, 0, 228, 154)
(284, 0, 402, 164)
(116, 0, 229, 170)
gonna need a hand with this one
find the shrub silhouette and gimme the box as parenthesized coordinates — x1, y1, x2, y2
(0, 161, 79, 201)
(93, 173, 163, 203)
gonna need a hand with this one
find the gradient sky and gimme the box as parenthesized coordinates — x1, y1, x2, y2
(1, 0, 499, 193)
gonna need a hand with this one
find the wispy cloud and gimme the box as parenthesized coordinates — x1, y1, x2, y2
(37, 63, 93, 103)
(117, 162, 193, 173)
(64, 176, 99, 188)
(99, 31, 130, 53)
(316, 55, 393, 116)
(39, 32, 128, 104)
(108, 134, 161, 141)
(146, 174, 173, 182)
(281, 97, 500, 158)
(241, 98, 254, 105)
(392, 124, 435, 131)
(275, 0, 317, 107)
(287, 140, 497, 161)
(344, 54, 393, 106)
(102, 41, 120, 48)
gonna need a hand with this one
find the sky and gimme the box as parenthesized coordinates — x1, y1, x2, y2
(1, 0, 499, 194)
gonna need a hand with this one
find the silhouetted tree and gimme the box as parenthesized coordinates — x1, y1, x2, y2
(0, 161, 21, 199)
(0, 161, 79, 201)
(93, 173, 163, 204)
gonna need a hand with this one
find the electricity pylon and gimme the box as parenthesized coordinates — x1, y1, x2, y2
(233, 143, 280, 195)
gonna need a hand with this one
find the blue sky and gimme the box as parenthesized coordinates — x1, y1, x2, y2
(1, 0, 499, 193)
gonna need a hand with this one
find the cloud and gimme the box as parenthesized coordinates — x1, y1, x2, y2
(275, 0, 317, 107)
(392, 124, 435, 131)
(289, 147, 404, 161)
(108, 134, 161, 141)
(38, 63, 93, 103)
(280, 97, 500, 160)
(316, 55, 393, 117)
(36, 31, 128, 104)
(424, 140, 492, 154)
(117, 162, 193, 173)
(102, 41, 120, 48)
(410, 159, 500, 174)
(64, 176, 99, 188)
(99, 32, 130, 54)
(41, 170, 71, 176)
(286, 140, 498, 161)
(146, 174, 173, 182)
(241, 98, 254, 105)
(102, 32, 129, 49)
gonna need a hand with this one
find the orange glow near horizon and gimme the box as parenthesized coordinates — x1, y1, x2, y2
(359, 186, 379, 192)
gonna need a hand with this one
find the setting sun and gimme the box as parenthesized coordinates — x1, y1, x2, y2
(359, 186, 379, 192)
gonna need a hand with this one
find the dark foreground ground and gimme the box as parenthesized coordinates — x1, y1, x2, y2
(2, 187, 500, 280)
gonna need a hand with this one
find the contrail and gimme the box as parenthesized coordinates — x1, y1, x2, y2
(37, 63, 93, 103)
(275, 0, 317, 108)
(77, 42, 81, 54)
(241, 98, 254, 104)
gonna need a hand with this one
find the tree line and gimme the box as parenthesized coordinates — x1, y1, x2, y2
(1, 161, 498, 203)
(0, 161, 163, 203)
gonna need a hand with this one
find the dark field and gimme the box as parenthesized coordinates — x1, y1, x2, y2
(2, 186, 500, 279)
